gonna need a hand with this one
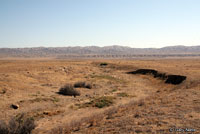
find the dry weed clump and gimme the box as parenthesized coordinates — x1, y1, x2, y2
(0, 113, 35, 134)
(74, 81, 92, 89)
(58, 84, 80, 97)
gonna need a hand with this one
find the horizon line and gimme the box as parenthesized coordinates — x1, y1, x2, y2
(0, 45, 200, 49)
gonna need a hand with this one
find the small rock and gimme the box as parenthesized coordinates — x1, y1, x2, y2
(11, 104, 19, 109)
(0, 89, 6, 94)
(85, 94, 91, 98)
(43, 111, 50, 115)
(134, 113, 140, 118)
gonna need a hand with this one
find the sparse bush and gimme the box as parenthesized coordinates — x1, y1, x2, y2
(84, 83, 92, 89)
(59, 84, 80, 97)
(74, 81, 86, 88)
(74, 81, 92, 89)
(0, 113, 35, 134)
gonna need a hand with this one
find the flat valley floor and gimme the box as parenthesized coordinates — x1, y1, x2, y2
(0, 59, 200, 133)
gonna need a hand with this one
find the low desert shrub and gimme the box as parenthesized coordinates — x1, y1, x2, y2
(74, 81, 92, 89)
(84, 83, 92, 89)
(58, 84, 80, 97)
(0, 113, 35, 134)
(74, 81, 86, 88)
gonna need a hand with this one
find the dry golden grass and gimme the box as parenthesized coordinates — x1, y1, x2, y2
(0, 59, 200, 133)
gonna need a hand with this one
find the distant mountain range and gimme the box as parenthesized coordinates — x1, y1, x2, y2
(0, 45, 200, 58)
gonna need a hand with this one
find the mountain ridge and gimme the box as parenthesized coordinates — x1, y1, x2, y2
(0, 45, 200, 58)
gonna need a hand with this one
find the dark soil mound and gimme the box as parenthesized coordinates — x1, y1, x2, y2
(153, 72, 167, 80)
(127, 69, 158, 75)
(165, 75, 186, 85)
(127, 69, 186, 85)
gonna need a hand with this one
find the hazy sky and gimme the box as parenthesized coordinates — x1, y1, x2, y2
(0, 0, 200, 48)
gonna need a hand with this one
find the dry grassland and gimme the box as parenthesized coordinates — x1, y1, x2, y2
(0, 59, 200, 133)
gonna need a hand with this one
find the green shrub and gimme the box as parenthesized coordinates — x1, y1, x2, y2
(94, 96, 114, 108)
(79, 96, 115, 108)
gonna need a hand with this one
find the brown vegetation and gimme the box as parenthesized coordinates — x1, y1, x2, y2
(0, 113, 35, 134)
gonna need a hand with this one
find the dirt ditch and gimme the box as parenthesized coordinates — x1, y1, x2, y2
(127, 69, 186, 85)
